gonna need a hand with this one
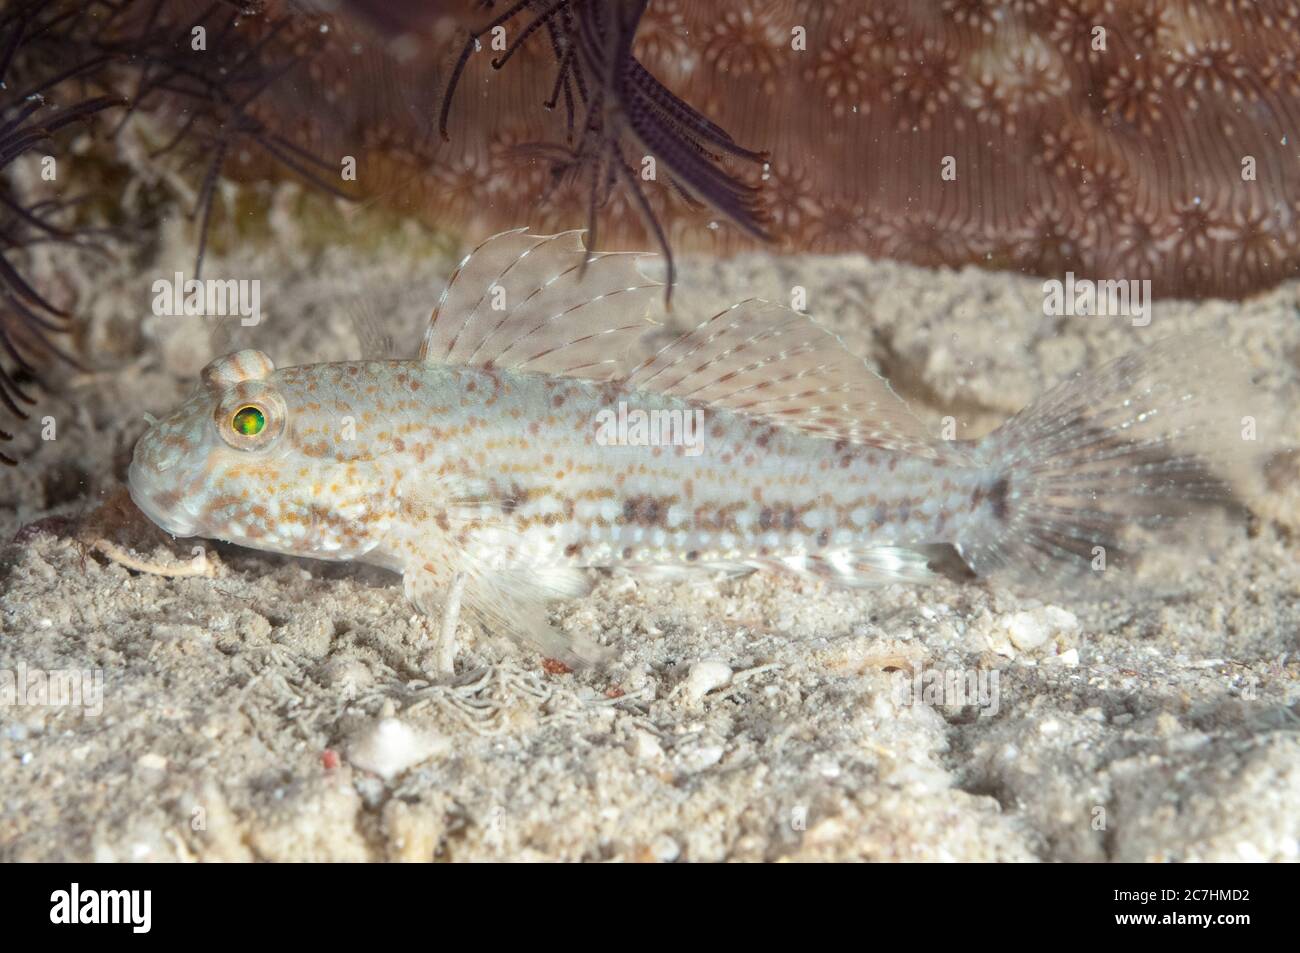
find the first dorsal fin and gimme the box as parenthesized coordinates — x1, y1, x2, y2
(419, 229, 659, 380)
(626, 299, 936, 454)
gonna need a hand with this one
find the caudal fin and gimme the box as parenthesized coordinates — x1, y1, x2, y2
(956, 335, 1262, 581)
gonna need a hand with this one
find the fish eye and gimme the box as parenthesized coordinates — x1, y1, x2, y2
(231, 405, 266, 436)
(214, 386, 284, 450)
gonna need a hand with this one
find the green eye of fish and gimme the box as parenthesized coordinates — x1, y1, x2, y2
(231, 405, 266, 437)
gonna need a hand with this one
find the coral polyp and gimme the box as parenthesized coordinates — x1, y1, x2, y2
(357, 0, 1300, 300)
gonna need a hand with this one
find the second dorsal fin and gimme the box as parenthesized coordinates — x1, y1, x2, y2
(625, 299, 936, 453)
(419, 229, 659, 380)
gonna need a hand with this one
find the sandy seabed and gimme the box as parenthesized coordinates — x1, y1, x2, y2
(1, 218, 1298, 862)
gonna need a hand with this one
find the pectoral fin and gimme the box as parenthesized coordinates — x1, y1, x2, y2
(460, 567, 611, 667)
(403, 556, 609, 669)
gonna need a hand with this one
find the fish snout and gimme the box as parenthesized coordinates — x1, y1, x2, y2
(127, 427, 201, 537)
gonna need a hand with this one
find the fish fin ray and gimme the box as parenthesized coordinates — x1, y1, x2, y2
(462, 568, 610, 666)
(624, 298, 935, 453)
(403, 548, 608, 666)
(758, 546, 944, 587)
(956, 334, 1262, 582)
(612, 562, 757, 585)
(419, 228, 659, 381)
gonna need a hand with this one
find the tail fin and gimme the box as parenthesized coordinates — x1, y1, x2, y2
(956, 335, 1262, 581)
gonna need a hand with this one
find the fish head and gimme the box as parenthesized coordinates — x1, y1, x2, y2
(128, 349, 388, 558)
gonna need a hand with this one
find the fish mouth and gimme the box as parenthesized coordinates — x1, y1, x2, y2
(127, 459, 198, 538)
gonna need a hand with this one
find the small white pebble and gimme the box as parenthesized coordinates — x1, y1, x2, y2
(1003, 606, 1079, 652)
(681, 660, 732, 703)
(627, 730, 664, 762)
(1004, 611, 1049, 650)
(649, 835, 680, 862)
(675, 743, 724, 773)
(137, 752, 168, 772)
(347, 718, 448, 781)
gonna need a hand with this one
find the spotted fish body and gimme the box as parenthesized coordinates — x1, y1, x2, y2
(129, 230, 1246, 666)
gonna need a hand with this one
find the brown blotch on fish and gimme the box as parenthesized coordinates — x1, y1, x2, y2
(621, 495, 671, 527)
(988, 477, 1011, 521)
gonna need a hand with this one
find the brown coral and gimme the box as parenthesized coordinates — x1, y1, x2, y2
(284, 0, 1300, 300)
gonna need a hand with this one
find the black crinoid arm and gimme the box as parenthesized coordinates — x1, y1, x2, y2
(438, 0, 771, 304)
(0, 0, 362, 466)
(0, 0, 118, 467)
(97, 1, 359, 281)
